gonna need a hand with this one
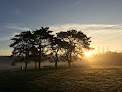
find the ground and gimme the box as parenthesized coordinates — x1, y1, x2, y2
(0, 65, 122, 92)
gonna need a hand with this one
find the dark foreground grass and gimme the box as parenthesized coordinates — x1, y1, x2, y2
(0, 65, 122, 92)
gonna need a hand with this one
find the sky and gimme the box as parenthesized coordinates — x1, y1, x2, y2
(0, 0, 122, 55)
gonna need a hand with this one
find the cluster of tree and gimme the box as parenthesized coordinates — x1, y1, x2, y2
(10, 27, 92, 69)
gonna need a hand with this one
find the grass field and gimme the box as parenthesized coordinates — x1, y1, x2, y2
(0, 65, 122, 92)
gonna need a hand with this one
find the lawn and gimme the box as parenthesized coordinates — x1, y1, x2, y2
(0, 65, 122, 92)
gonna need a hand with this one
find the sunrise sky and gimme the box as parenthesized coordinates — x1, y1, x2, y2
(0, 0, 122, 55)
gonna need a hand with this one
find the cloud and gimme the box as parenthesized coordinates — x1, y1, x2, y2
(7, 26, 32, 31)
(0, 32, 19, 41)
(49, 24, 122, 51)
(0, 26, 32, 41)
(72, 2, 80, 6)
(2, 24, 122, 51)
(49, 24, 122, 35)
(0, 36, 10, 41)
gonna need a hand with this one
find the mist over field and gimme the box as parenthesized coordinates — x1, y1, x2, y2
(0, 52, 122, 92)
(0, 56, 77, 70)
(1, 52, 122, 70)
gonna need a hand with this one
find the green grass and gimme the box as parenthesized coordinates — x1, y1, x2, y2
(0, 65, 122, 92)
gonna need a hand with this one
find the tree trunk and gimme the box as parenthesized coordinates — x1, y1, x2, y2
(25, 50, 29, 70)
(25, 61, 28, 70)
(39, 58, 41, 69)
(68, 61, 71, 67)
(55, 51, 59, 69)
(55, 61, 57, 69)
(68, 53, 72, 67)
(38, 50, 41, 69)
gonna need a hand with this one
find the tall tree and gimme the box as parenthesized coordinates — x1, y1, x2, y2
(10, 31, 33, 69)
(49, 37, 73, 68)
(33, 27, 53, 68)
(29, 46, 39, 68)
(57, 30, 92, 67)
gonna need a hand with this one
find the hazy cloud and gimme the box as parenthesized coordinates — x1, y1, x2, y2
(7, 26, 32, 31)
(72, 2, 80, 6)
(50, 24, 122, 51)
(50, 24, 122, 34)
(0, 32, 19, 41)
(50, 24, 122, 39)
(0, 36, 10, 41)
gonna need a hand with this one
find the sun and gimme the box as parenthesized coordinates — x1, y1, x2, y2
(85, 51, 93, 56)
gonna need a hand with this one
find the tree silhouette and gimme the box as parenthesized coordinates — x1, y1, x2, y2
(32, 27, 53, 68)
(49, 37, 74, 68)
(57, 30, 92, 67)
(10, 31, 33, 69)
(10, 28, 92, 69)
(29, 46, 39, 68)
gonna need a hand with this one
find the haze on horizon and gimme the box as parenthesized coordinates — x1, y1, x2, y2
(0, 0, 122, 55)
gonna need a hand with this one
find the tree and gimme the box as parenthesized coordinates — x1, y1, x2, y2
(10, 28, 92, 69)
(49, 37, 74, 68)
(10, 31, 33, 69)
(10, 27, 54, 69)
(57, 30, 92, 67)
(29, 46, 39, 68)
(32, 27, 53, 68)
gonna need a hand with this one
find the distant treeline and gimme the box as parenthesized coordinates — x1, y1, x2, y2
(92, 51, 122, 65)
(0, 56, 11, 57)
